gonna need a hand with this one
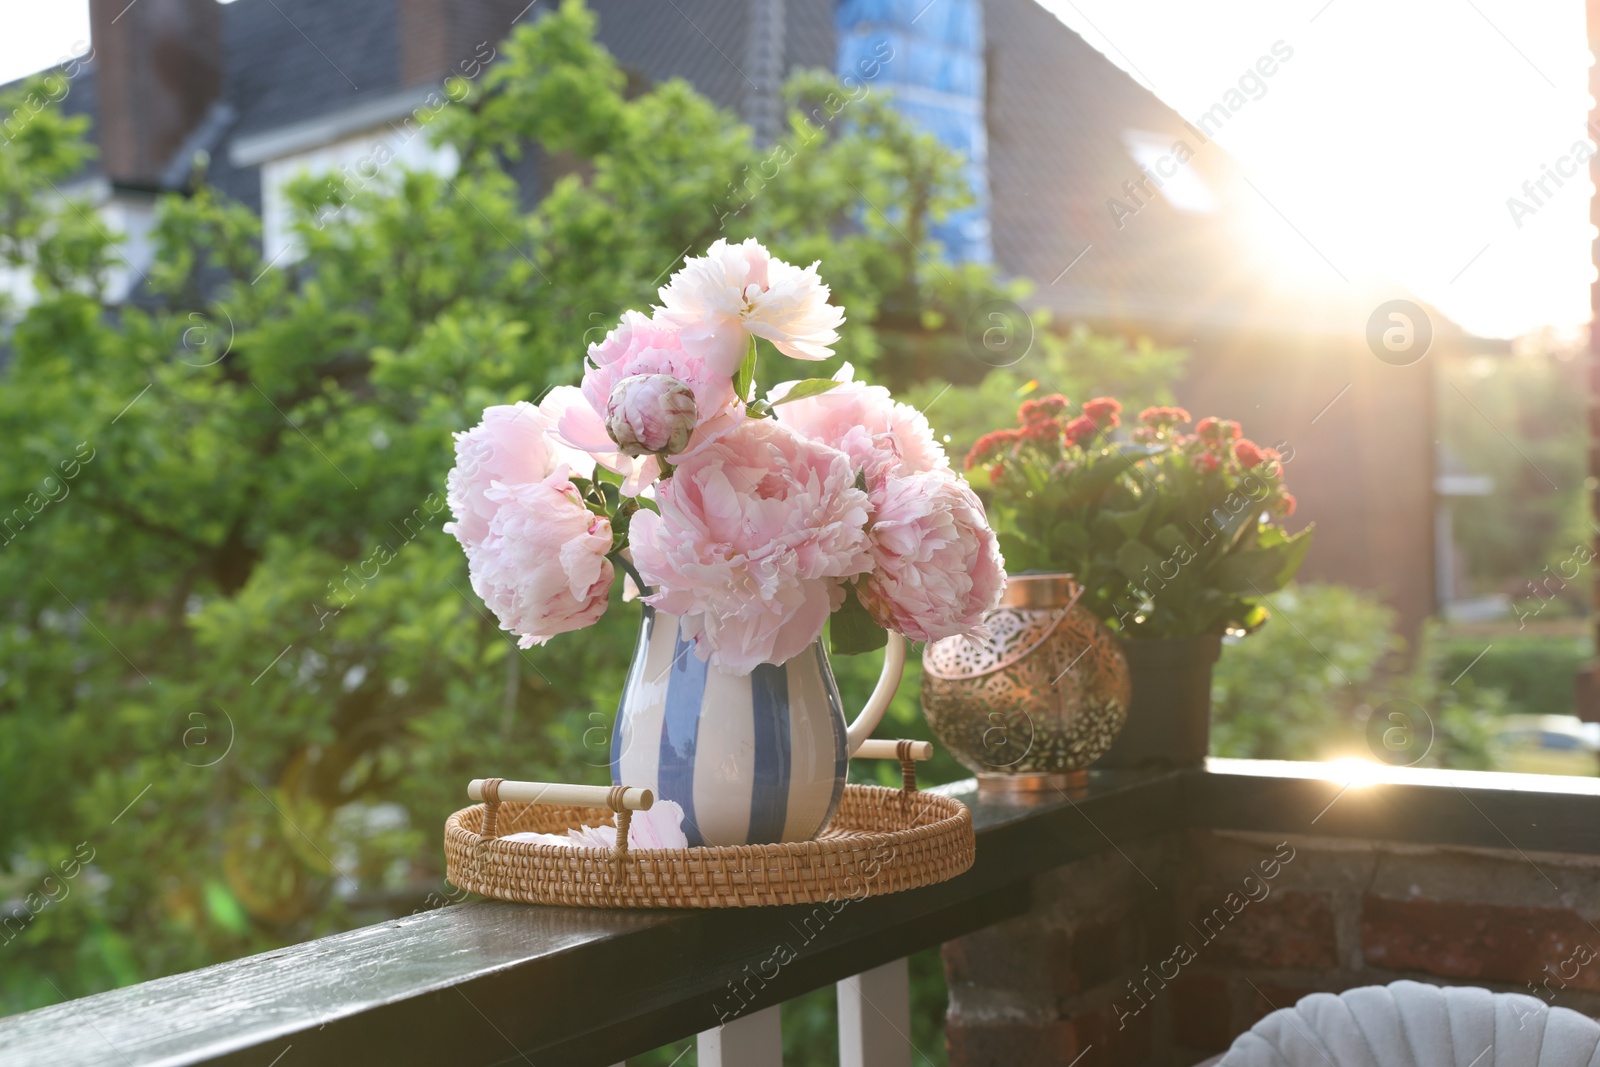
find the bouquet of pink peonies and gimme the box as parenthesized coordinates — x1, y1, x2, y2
(444, 239, 1007, 675)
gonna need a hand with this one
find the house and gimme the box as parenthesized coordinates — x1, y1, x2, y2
(16, 0, 1479, 640)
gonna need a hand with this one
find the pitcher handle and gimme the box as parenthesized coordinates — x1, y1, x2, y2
(845, 631, 906, 756)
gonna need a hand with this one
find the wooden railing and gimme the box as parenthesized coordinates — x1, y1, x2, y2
(4, 760, 1600, 1066)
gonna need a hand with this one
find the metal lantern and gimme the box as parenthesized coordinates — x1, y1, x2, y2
(922, 574, 1131, 798)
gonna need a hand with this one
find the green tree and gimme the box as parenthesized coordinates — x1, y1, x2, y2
(1211, 584, 1498, 768)
(903, 325, 1189, 464)
(0, 1, 1010, 1031)
(1440, 342, 1587, 612)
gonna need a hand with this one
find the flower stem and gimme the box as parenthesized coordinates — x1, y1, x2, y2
(609, 551, 652, 597)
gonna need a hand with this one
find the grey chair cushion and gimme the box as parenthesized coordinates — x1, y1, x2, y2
(1215, 981, 1600, 1066)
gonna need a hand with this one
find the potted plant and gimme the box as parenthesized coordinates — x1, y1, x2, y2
(963, 398, 1312, 768)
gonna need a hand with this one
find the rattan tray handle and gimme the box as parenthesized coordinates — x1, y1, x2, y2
(468, 739, 929, 874)
(855, 738, 931, 794)
(470, 778, 652, 876)
(467, 779, 654, 811)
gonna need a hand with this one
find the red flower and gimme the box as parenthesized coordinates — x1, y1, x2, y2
(1196, 417, 1241, 442)
(991, 462, 1004, 484)
(1279, 493, 1297, 517)
(1194, 452, 1220, 474)
(1138, 405, 1191, 427)
(1234, 438, 1266, 468)
(1018, 394, 1069, 425)
(1063, 415, 1098, 445)
(1082, 396, 1122, 427)
(965, 428, 1022, 469)
(1021, 418, 1061, 441)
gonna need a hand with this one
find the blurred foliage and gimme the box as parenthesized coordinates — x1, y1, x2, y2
(1437, 630, 1590, 719)
(0, 0, 1029, 1026)
(1211, 584, 1498, 768)
(1440, 341, 1587, 611)
(902, 325, 1188, 462)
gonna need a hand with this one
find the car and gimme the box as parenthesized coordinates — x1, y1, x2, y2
(1493, 714, 1600, 777)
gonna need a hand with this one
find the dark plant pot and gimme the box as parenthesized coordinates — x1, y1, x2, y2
(1093, 634, 1224, 770)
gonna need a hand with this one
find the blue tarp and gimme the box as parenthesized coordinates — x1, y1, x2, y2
(836, 0, 992, 263)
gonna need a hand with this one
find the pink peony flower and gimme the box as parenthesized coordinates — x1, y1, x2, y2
(858, 471, 1007, 644)
(605, 374, 698, 457)
(657, 238, 846, 377)
(629, 418, 872, 674)
(465, 474, 614, 648)
(771, 363, 948, 482)
(445, 401, 595, 549)
(554, 310, 741, 495)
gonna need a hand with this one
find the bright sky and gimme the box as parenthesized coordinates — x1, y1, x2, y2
(1040, 0, 1594, 339)
(0, 2, 90, 85)
(1, 0, 1590, 339)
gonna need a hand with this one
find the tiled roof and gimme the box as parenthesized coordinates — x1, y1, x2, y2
(587, 1, 753, 116)
(785, 0, 839, 74)
(585, 0, 835, 122)
(224, 0, 402, 139)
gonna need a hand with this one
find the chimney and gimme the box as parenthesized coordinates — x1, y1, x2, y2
(88, 0, 223, 188)
(396, 0, 527, 87)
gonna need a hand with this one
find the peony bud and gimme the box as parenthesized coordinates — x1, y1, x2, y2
(604, 374, 698, 458)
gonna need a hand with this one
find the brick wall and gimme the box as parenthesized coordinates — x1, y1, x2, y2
(943, 830, 1600, 1066)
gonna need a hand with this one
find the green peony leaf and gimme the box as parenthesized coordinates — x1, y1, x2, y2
(769, 378, 843, 406)
(733, 335, 758, 403)
(829, 585, 889, 656)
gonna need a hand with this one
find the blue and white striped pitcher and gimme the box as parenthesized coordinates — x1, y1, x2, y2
(609, 607, 905, 847)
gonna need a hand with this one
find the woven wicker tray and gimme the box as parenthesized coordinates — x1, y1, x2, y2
(444, 751, 974, 909)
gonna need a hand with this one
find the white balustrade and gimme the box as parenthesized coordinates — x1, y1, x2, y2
(697, 1002, 782, 1066)
(689, 957, 913, 1066)
(838, 957, 912, 1067)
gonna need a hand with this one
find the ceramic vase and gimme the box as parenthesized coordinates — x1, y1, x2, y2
(610, 606, 904, 846)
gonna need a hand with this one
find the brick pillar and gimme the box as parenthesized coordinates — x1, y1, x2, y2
(942, 830, 1600, 1064)
(88, 0, 222, 187)
(942, 844, 1173, 1067)
(395, 0, 527, 87)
